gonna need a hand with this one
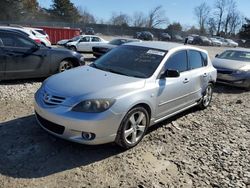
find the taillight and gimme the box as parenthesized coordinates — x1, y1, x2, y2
(34, 39, 41, 44)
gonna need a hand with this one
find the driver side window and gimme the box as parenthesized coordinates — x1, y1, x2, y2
(0, 33, 34, 48)
(165, 50, 188, 72)
(80, 37, 90, 42)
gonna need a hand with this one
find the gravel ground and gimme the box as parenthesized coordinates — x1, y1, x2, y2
(0, 43, 249, 188)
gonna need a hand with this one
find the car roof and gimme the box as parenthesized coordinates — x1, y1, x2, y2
(0, 28, 29, 36)
(125, 41, 208, 53)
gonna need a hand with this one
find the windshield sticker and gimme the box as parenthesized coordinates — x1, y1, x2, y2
(147, 50, 165, 56)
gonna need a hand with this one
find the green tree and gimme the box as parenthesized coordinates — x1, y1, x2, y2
(239, 18, 250, 39)
(166, 22, 182, 35)
(0, 0, 23, 21)
(50, 0, 80, 22)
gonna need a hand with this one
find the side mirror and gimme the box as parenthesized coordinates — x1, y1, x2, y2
(160, 69, 180, 79)
(215, 54, 219, 58)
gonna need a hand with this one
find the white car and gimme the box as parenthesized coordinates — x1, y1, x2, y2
(24, 27, 51, 47)
(210, 38, 223, 46)
(225, 39, 238, 48)
(66, 35, 108, 52)
(0, 26, 42, 44)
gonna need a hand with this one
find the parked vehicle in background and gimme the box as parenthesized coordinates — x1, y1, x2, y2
(34, 41, 216, 149)
(192, 36, 212, 46)
(225, 39, 238, 47)
(0, 26, 41, 44)
(66, 35, 108, 52)
(135, 31, 154, 41)
(172, 34, 183, 42)
(57, 35, 81, 47)
(85, 27, 95, 35)
(158, 32, 171, 41)
(0, 29, 85, 80)
(212, 49, 250, 89)
(24, 27, 51, 47)
(92, 38, 141, 58)
(210, 38, 223, 46)
(185, 34, 199, 44)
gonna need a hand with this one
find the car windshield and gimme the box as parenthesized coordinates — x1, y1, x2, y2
(90, 45, 166, 78)
(218, 50, 250, 62)
(69, 36, 81, 42)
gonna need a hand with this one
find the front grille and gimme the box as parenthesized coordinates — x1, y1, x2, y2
(36, 112, 65, 135)
(217, 69, 234, 74)
(42, 92, 66, 106)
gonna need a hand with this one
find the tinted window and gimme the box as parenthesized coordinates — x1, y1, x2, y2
(80, 37, 90, 42)
(35, 29, 46, 35)
(217, 50, 250, 62)
(91, 46, 166, 78)
(201, 52, 208, 66)
(0, 33, 34, 48)
(165, 50, 188, 72)
(92, 37, 101, 42)
(189, 50, 203, 69)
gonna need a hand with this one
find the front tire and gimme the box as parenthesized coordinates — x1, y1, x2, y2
(59, 60, 74, 73)
(199, 83, 213, 109)
(115, 107, 149, 149)
(69, 46, 77, 51)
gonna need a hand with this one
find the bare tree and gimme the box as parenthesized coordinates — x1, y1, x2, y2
(147, 5, 169, 28)
(132, 12, 147, 27)
(207, 18, 217, 35)
(194, 2, 210, 34)
(109, 12, 131, 26)
(223, 0, 237, 34)
(78, 7, 96, 24)
(228, 11, 243, 34)
(214, 0, 227, 35)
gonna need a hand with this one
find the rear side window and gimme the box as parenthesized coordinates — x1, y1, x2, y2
(201, 52, 208, 66)
(165, 50, 188, 72)
(92, 37, 101, 42)
(0, 33, 34, 48)
(188, 50, 204, 69)
(35, 30, 46, 35)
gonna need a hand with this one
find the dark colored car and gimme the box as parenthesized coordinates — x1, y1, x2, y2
(85, 27, 95, 35)
(0, 29, 85, 81)
(158, 32, 171, 41)
(172, 34, 183, 42)
(135, 31, 154, 41)
(192, 36, 212, 46)
(212, 49, 250, 89)
(92, 38, 140, 58)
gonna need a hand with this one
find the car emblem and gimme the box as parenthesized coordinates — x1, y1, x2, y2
(43, 93, 52, 103)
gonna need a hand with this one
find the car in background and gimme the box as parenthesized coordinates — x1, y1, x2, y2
(92, 38, 141, 58)
(24, 27, 51, 47)
(0, 25, 42, 44)
(85, 27, 95, 35)
(66, 35, 108, 52)
(172, 34, 183, 42)
(192, 36, 212, 46)
(0, 29, 85, 81)
(135, 31, 154, 41)
(225, 39, 238, 47)
(210, 38, 223, 46)
(212, 49, 250, 89)
(34, 41, 216, 149)
(158, 33, 171, 41)
(57, 35, 81, 47)
(185, 34, 199, 44)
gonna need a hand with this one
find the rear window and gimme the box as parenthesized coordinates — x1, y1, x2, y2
(35, 29, 46, 35)
(218, 50, 250, 62)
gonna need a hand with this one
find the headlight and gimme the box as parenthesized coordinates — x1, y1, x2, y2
(236, 65, 250, 74)
(72, 99, 115, 113)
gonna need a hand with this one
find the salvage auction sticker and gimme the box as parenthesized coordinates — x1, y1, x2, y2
(147, 50, 165, 56)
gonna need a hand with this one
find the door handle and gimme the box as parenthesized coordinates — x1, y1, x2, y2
(203, 73, 208, 77)
(183, 78, 189, 84)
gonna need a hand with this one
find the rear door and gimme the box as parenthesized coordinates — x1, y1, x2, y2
(187, 50, 210, 102)
(156, 50, 194, 119)
(0, 32, 50, 80)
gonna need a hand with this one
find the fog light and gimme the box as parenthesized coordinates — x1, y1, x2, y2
(81, 132, 95, 140)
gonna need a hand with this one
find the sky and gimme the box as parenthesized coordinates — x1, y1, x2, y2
(38, 0, 250, 27)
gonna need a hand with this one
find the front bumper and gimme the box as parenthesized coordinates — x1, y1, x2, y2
(34, 91, 124, 145)
(217, 71, 250, 88)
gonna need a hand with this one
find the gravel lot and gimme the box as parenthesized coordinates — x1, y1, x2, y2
(0, 40, 249, 188)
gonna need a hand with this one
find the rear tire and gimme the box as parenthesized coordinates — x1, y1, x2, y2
(199, 83, 213, 109)
(115, 107, 149, 149)
(59, 60, 74, 73)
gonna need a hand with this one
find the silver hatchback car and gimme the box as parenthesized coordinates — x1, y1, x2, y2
(34, 42, 217, 149)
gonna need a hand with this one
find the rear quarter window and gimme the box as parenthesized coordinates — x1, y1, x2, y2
(188, 50, 204, 69)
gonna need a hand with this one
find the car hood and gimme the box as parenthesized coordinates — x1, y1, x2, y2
(44, 66, 145, 105)
(212, 58, 249, 70)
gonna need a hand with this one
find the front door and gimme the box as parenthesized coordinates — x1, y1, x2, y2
(155, 50, 193, 119)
